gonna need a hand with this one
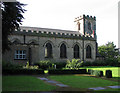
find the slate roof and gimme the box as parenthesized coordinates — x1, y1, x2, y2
(20, 26, 81, 35)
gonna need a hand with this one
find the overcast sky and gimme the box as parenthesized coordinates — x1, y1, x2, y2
(18, 0, 119, 47)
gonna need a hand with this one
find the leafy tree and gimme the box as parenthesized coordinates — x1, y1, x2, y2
(98, 42, 118, 59)
(2, 2, 26, 53)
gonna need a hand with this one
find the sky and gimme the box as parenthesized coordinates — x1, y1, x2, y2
(18, 0, 119, 47)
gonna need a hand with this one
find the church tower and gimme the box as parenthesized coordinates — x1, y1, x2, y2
(74, 14, 96, 39)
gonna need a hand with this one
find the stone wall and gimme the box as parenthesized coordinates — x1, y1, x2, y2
(3, 32, 96, 64)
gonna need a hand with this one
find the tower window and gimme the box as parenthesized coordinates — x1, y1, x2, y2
(88, 22, 91, 30)
(74, 44, 79, 58)
(78, 22, 80, 30)
(60, 43, 67, 58)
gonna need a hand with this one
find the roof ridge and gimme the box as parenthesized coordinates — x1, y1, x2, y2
(20, 26, 77, 32)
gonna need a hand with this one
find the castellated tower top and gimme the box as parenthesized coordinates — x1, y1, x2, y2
(74, 14, 96, 39)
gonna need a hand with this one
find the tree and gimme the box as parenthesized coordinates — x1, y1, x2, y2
(98, 42, 118, 59)
(2, 2, 26, 53)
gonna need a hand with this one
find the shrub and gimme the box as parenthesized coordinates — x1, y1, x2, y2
(93, 70, 103, 77)
(104, 58, 120, 67)
(2, 68, 44, 75)
(81, 61, 92, 66)
(66, 59, 83, 69)
(48, 69, 87, 74)
(88, 69, 94, 74)
(34, 60, 52, 70)
(88, 69, 103, 77)
(81, 59, 120, 67)
(35, 60, 67, 70)
(105, 70, 112, 78)
(54, 62, 66, 69)
(92, 60, 105, 66)
(2, 61, 23, 69)
(23, 61, 38, 69)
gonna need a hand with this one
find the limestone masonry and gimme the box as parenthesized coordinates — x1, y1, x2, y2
(3, 14, 97, 64)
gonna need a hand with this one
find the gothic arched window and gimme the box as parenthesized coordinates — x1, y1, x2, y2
(74, 44, 79, 58)
(45, 43, 53, 58)
(60, 43, 67, 58)
(86, 45, 91, 58)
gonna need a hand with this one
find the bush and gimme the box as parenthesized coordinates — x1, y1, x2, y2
(66, 59, 83, 69)
(81, 61, 92, 66)
(81, 59, 120, 67)
(23, 61, 38, 69)
(2, 61, 23, 69)
(2, 68, 44, 75)
(34, 60, 52, 70)
(48, 69, 87, 74)
(88, 69, 103, 77)
(35, 60, 67, 70)
(93, 70, 103, 77)
(104, 58, 120, 67)
(88, 69, 94, 74)
(105, 70, 112, 78)
(53, 62, 66, 69)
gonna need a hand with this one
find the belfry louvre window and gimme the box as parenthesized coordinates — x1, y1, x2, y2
(60, 43, 67, 58)
(86, 45, 91, 58)
(88, 22, 91, 30)
(14, 50, 26, 59)
(45, 43, 53, 58)
(74, 44, 79, 58)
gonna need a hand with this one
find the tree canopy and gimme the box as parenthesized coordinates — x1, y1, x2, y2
(2, 2, 26, 53)
(98, 42, 118, 59)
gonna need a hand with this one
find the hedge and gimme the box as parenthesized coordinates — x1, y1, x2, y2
(2, 69, 44, 75)
(88, 69, 103, 77)
(81, 59, 120, 67)
(35, 61, 67, 70)
(48, 69, 87, 74)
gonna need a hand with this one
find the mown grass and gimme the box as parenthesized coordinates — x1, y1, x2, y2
(80, 66, 120, 77)
(49, 75, 119, 89)
(2, 76, 56, 91)
(96, 88, 120, 92)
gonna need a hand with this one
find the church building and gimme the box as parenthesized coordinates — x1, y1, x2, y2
(3, 14, 97, 65)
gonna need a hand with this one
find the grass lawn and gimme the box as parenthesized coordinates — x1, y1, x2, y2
(81, 66, 120, 77)
(95, 88, 120, 92)
(2, 75, 56, 91)
(49, 75, 119, 89)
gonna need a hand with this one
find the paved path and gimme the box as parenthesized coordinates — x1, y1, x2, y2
(37, 77, 68, 87)
(88, 85, 120, 90)
(37, 76, 120, 91)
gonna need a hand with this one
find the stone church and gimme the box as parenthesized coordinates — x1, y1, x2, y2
(3, 14, 97, 65)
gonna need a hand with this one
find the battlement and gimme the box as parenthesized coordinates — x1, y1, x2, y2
(74, 14, 96, 22)
(13, 26, 96, 40)
(84, 14, 96, 20)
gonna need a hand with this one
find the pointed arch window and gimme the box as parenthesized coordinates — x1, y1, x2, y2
(60, 43, 67, 58)
(74, 44, 79, 58)
(86, 45, 91, 58)
(45, 43, 53, 58)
